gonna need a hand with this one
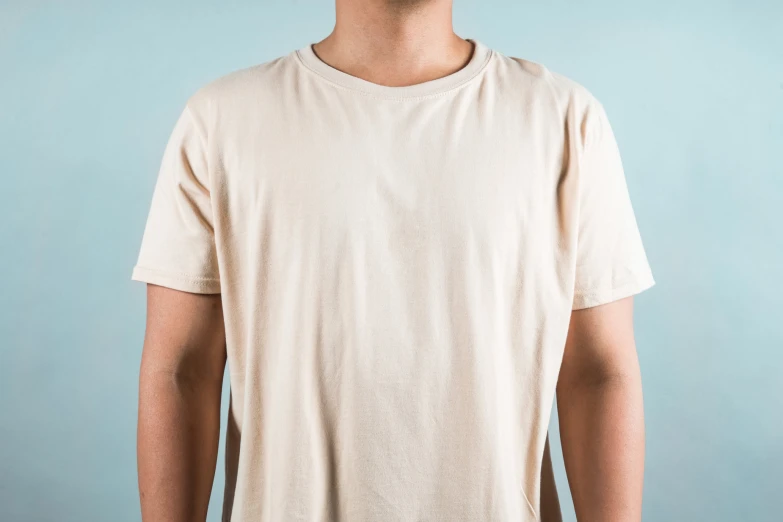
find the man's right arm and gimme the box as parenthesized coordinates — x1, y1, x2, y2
(137, 284, 226, 522)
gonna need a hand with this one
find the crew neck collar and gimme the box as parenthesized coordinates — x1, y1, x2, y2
(295, 39, 493, 99)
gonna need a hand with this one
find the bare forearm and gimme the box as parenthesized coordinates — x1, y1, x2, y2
(138, 371, 223, 522)
(557, 372, 645, 522)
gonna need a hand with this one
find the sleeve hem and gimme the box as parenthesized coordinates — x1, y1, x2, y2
(572, 270, 655, 310)
(131, 265, 221, 294)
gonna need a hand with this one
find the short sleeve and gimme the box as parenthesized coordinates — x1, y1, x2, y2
(571, 100, 654, 310)
(131, 104, 221, 294)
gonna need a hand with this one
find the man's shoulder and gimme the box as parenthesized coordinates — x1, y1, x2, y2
(185, 51, 298, 118)
(491, 49, 601, 114)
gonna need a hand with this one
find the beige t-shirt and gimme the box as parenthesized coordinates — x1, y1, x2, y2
(132, 39, 654, 522)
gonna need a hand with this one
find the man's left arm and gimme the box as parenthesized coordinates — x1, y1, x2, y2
(557, 296, 645, 522)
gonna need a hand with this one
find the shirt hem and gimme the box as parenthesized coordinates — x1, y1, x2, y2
(131, 265, 221, 294)
(572, 269, 655, 310)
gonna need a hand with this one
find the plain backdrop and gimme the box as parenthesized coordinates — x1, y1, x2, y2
(1, 1, 781, 521)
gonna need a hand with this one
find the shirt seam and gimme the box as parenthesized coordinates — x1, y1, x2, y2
(573, 270, 654, 302)
(293, 48, 494, 102)
(133, 265, 220, 284)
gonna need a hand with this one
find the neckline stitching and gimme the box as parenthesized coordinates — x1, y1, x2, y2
(293, 46, 494, 101)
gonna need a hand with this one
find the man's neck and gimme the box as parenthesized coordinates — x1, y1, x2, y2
(312, 0, 473, 87)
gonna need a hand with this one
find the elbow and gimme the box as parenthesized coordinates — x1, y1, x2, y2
(557, 360, 641, 395)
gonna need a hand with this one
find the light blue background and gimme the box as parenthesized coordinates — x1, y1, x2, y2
(1, 1, 781, 521)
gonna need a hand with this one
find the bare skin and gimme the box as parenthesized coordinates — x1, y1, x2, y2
(137, 285, 226, 522)
(313, 0, 473, 87)
(557, 297, 646, 522)
(137, 1, 645, 520)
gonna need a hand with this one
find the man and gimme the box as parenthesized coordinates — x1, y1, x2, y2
(132, 0, 654, 521)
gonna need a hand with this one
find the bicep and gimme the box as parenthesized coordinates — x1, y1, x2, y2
(141, 284, 226, 380)
(558, 296, 638, 389)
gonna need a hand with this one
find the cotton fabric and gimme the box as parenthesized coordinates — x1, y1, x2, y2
(132, 39, 654, 522)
